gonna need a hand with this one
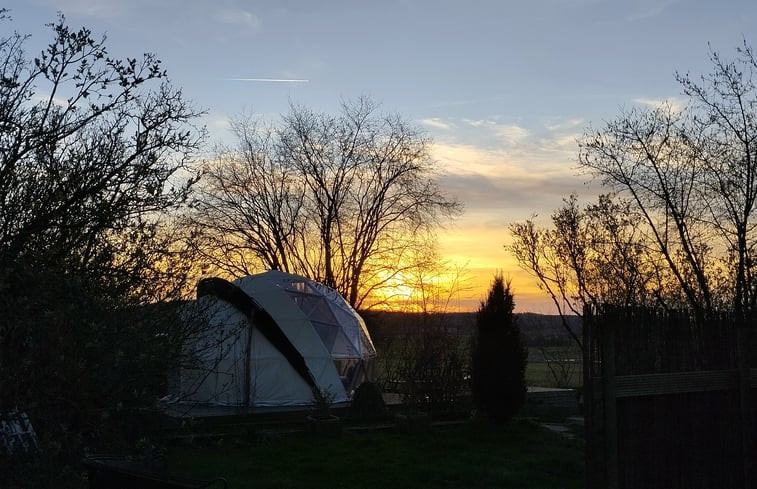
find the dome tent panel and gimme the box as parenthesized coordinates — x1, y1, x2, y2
(310, 320, 341, 353)
(172, 274, 348, 411)
(247, 330, 342, 407)
(169, 271, 377, 413)
(255, 270, 377, 361)
(239, 276, 347, 405)
(309, 280, 377, 358)
(178, 297, 249, 406)
(330, 327, 362, 360)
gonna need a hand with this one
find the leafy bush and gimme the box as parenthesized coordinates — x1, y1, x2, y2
(373, 313, 471, 410)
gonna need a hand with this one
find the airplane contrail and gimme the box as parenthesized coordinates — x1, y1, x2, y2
(224, 78, 310, 83)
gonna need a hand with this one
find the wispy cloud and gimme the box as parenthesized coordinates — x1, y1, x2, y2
(461, 120, 533, 148)
(633, 96, 685, 112)
(419, 118, 454, 130)
(463, 118, 499, 128)
(627, 0, 680, 22)
(545, 117, 584, 131)
(433, 141, 580, 188)
(429, 116, 589, 215)
(423, 115, 595, 311)
(431, 129, 587, 313)
(32, 93, 69, 108)
(494, 125, 530, 147)
(223, 78, 310, 83)
(213, 8, 262, 30)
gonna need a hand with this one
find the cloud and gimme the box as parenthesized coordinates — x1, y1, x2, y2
(431, 135, 585, 220)
(460, 119, 532, 147)
(431, 124, 581, 179)
(224, 78, 309, 83)
(627, 0, 680, 22)
(633, 96, 686, 112)
(427, 116, 596, 311)
(545, 117, 584, 131)
(213, 8, 262, 30)
(463, 118, 498, 128)
(494, 125, 530, 146)
(32, 93, 70, 108)
(419, 117, 453, 130)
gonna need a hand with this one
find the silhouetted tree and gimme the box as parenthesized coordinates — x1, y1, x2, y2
(471, 275, 527, 422)
(191, 97, 461, 308)
(0, 13, 204, 485)
(511, 42, 757, 328)
(582, 42, 757, 322)
(509, 194, 656, 350)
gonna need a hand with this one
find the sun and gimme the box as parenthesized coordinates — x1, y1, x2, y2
(362, 268, 470, 313)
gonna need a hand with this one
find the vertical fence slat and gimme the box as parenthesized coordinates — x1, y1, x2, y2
(600, 316, 618, 489)
(736, 322, 755, 487)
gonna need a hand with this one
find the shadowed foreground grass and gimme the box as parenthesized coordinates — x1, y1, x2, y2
(167, 418, 583, 489)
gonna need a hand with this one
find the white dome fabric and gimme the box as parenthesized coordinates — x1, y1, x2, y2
(248, 270, 376, 361)
(176, 271, 375, 410)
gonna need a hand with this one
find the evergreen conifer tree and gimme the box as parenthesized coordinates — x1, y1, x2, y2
(471, 275, 527, 422)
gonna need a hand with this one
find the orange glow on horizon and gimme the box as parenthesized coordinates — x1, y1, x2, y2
(434, 224, 557, 314)
(361, 232, 556, 314)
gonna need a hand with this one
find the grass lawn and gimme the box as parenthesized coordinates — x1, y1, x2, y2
(167, 418, 584, 489)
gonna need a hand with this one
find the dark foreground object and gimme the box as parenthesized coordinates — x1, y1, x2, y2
(584, 307, 756, 489)
(84, 455, 227, 489)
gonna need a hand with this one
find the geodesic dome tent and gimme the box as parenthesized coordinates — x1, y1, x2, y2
(171, 270, 376, 410)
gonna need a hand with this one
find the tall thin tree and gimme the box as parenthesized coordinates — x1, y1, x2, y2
(471, 275, 527, 422)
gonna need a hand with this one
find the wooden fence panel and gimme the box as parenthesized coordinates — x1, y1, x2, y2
(584, 306, 755, 489)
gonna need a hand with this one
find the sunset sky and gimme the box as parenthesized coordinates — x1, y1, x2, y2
(7, 0, 757, 312)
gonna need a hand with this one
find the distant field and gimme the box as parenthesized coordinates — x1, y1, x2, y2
(367, 310, 583, 391)
(526, 346, 583, 389)
(168, 418, 584, 489)
(362, 310, 581, 347)
(526, 361, 583, 389)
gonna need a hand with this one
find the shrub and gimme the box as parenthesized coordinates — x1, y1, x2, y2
(471, 275, 527, 422)
(350, 382, 387, 420)
(373, 313, 470, 410)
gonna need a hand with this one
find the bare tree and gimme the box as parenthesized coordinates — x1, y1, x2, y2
(579, 42, 757, 320)
(677, 42, 757, 319)
(512, 42, 757, 331)
(192, 118, 305, 278)
(509, 195, 651, 347)
(192, 97, 461, 308)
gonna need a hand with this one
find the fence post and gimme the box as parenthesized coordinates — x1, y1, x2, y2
(583, 307, 598, 489)
(601, 317, 618, 489)
(735, 320, 754, 488)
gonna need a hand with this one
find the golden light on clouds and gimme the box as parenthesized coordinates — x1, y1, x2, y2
(424, 118, 588, 313)
(436, 222, 555, 313)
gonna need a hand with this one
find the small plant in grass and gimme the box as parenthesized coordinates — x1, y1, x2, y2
(310, 386, 336, 419)
(471, 275, 527, 422)
(540, 346, 580, 388)
(307, 386, 341, 435)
